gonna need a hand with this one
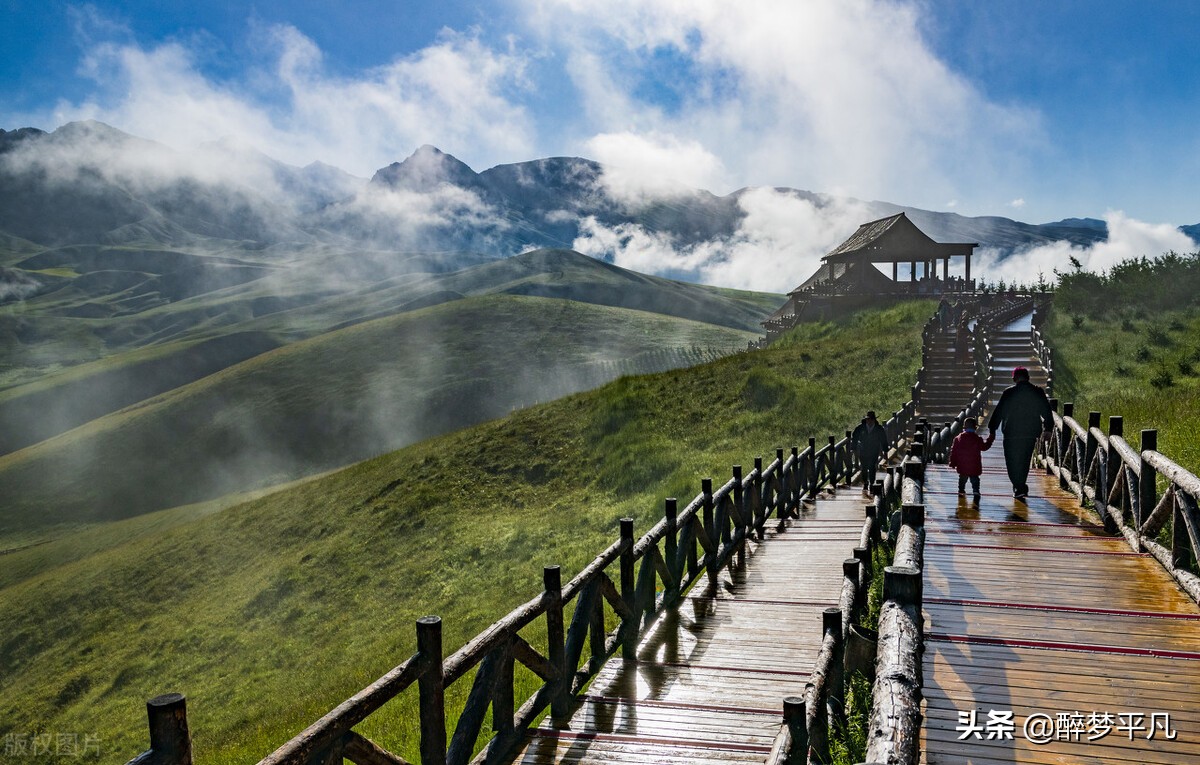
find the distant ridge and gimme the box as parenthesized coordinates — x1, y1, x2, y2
(3, 121, 1185, 260)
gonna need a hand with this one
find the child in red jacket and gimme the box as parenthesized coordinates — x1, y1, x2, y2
(949, 417, 991, 501)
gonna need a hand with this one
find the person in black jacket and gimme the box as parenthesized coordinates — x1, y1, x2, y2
(985, 367, 1053, 501)
(852, 410, 890, 495)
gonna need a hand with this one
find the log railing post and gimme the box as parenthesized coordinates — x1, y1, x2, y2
(147, 693, 192, 765)
(732, 464, 745, 567)
(701, 478, 715, 585)
(808, 438, 819, 499)
(416, 616, 447, 765)
(790, 447, 800, 512)
(664, 498, 679, 590)
(844, 555, 865, 631)
(776, 448, 787, 516)
(824, 606, 846, 729)
(1085, 411, 1101, 507)
(753, 457, 765, 532)
(1060, 403, 1074, 489)
(845, 430, 855, 483)
(783, 696, 808, 765)
(919, 418, 929, 467)
(1138, 430, 1158, 540)
(544, 565, 569, 725)
(828, 435, 838, 485)
(854, 545, 872, 587)
(619, 518, 637, 661)
(866, 504, 881, 547)
(1105, 416, 1124, 532)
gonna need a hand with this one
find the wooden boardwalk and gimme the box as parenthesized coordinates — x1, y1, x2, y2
(510, 492, 871, 764)
(920, 316, 1200, 764)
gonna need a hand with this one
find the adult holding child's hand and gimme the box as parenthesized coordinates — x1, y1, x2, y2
(986, 367, 1053, 501)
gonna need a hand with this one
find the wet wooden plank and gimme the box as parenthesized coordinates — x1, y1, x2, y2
(921, 342, 1200, 763)
(505, 477, 870, 764)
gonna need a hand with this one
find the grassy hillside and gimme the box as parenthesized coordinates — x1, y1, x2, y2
(0, 300, 931, 764)
(0, 293, 756, 541)
(1045, 309, 1200, 470)
(1046, 251, 1200, 470)
(1, 248, 777, 463)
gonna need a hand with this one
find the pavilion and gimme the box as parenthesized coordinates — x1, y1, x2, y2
(762, 212, 978, 337)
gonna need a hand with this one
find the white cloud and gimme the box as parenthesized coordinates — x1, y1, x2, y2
(976, 211, 1199, 286)
(54, 22, 533, 176)
(525, 0, 1041, 209)
(584, 131, 725, 204)
(573, 187, 870, 291)
(1010, 198, 1026, 208)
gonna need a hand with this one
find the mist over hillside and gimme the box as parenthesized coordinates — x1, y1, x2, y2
(0, 120, 1194, 536)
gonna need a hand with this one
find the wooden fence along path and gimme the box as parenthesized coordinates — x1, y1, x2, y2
(126, 295, 1200, 765)
(127, 404, 915, 765)
(511, 491, 874, 765)
(918, 311, 1200, 764)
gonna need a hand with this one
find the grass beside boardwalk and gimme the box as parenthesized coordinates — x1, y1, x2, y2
(1045, 309, 1200, 472)
(0, 300, 931, 764)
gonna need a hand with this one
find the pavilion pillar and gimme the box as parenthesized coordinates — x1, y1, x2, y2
(893, 261, 898, 282)
(943, 257, 949, 283)
(965, 254, 971, 287)
(910, 260, 916, 283)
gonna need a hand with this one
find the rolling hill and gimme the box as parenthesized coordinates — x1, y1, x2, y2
(0, 291, 760, 539)
(0, 300, 931, 764)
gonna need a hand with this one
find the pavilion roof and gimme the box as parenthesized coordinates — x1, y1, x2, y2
(821, 212, 977, 264)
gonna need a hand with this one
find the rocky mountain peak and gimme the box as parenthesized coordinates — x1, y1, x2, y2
(370, 144, 484, 194)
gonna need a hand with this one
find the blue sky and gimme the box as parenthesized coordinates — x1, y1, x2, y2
(2, 0, 1198, 228)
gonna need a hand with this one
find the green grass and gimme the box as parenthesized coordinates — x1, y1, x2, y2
(0, 299, 931, 764)
(0, 293, 755, 539)
(1046, 306, 1200, 471)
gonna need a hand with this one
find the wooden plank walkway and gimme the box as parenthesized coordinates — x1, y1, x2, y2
(920, 315, 1200, 764)
(510, 491, 871, 764)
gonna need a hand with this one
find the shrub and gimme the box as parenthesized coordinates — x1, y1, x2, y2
(1136, 345, 1152, 362)
(1071, 315, 1085, 330)
(1115, 363, 1132, 377)
(1151, 368, 1175, 389)
(1146, 324, 1172, 346)
(1169, 319, 1186, 332)
(1179, 359, 1194, 376)
(1121, 317, 1136, 332)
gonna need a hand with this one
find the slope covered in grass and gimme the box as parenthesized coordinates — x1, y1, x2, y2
(1046, 251, 1200, 469)
(1045, 312, 1200, 469)
(0, 300, 931, 764)
(1, 248, 777, 447)
(0, 293, 756, 540)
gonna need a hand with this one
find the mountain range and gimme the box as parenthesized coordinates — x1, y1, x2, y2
(7, 120, 1187, 267)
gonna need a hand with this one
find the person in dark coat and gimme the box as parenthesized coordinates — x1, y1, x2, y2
(985, 367, 1053, 500)
(949, 416, 991, 502)
(852, 411, 890, 495)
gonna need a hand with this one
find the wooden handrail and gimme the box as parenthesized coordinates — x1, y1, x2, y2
(129, 303, 938, 765)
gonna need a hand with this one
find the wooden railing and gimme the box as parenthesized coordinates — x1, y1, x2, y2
(125, 411, 921, 765)
(863, 462, 926, 765)
(1030, 305, 1054, 395)
(766, 465, 903, 765)
(1038, 404, 1200, 604)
